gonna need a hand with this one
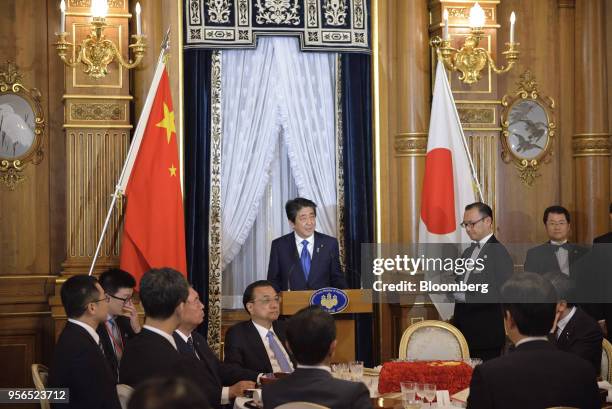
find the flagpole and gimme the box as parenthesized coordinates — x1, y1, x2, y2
(439, 59, 485, 203)
(88, 29, 172, 276)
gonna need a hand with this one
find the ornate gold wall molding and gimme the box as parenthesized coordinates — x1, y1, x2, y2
(334, 55, 346, 271)
(457, 107, 495, 125)
(572, 133, 611, 157)
(393, 132, 427, 157)
(70, 103, 126, 121)
(207, 51, 223, 356)
(69, 0, 125, 7)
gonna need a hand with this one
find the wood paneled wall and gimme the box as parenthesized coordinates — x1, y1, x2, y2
(373, 0, 611, 363)
(0, 0, 182, 398)
(0, 1, 64, 399)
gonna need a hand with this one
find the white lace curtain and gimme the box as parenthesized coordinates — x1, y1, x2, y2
(219, 37, 338, 308)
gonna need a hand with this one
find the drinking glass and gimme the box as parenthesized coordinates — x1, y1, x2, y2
(400, 382, 420, 409)
(349, 361, 364, 381)
(423, 383, 436, 407)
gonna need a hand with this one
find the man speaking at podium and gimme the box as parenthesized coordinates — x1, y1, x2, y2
(267, 198, 347, 291)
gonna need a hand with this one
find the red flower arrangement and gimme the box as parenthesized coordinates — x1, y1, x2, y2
(378, 361, 473, 395)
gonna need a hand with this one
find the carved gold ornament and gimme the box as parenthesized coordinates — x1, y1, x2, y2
(500, 70, 555, 186)
(0, 62, 45, 190)
(55, 0, 146, 79)
(431, 4, 519, 85)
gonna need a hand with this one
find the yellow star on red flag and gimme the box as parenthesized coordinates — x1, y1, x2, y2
(156, 103, 176, 144)
(168, 164, 177, 177)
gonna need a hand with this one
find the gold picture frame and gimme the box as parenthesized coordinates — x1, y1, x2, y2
(500, 70, 555, 186)
(0, 61, 45, 190)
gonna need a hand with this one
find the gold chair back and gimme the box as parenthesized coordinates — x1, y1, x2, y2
(602, 338, 612, 382)
(31, 364, 50, 409)
(398, 320, 469, 360)
(275, 402, 330, 409)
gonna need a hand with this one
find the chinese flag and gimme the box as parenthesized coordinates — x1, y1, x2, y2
(120, 68, 187, 285)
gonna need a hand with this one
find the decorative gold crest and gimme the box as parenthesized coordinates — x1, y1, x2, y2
(0, 61, 45, 190)
(500, 70, 555, 186)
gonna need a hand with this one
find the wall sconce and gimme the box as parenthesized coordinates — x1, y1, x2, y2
(431, 2, 519, 85)
(54, 0, 146, 79)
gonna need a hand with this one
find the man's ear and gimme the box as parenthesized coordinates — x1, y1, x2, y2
(328, 339, 338, 358)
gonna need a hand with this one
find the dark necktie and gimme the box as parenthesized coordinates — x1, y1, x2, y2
(300, 240, 311, 280)
(187, 336, 200, 360)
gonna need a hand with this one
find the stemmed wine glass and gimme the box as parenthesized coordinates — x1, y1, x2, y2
(422, 383, 436, 407)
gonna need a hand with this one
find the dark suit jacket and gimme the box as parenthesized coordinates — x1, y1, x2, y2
(467, 340, 600, 409)
(97, 315, 135, 380)
(524, 241, 589, 281)
(452, 235, 513, 354)
(47, 322, 121, 409)
(224, 320, 294, 378)
(262, 368, 372, 409)
(173, 331, 256, 409)
(267, 232, 347, 291)
(591, 233, 612, 338)
(551, 307, 603, 372)
(119, 328, 206, 389)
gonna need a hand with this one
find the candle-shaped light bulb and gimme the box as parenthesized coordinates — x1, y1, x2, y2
(60, 0, 66, 32)
(443, 9, 449, 40)
(135, 2, 142, 35)
(91, 0, 108, 18)
(469, 2, 485, 29)
(510, 11, 516, 43)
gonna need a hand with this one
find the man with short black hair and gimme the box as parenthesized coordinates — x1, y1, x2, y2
(97, 268, 141, 379)
(467, 273, 600, 409)
(267, 197, 347, 291)
(173, 287, 256, 408)
(524, 205, 589, 281)
(224, 280, 294, 378)
(592, 203, 612, 338)
(452, 202, 513, 361)
(48, 275, 121, 409)
(262, 306, 371, 409)
(119, 268, 206, 392)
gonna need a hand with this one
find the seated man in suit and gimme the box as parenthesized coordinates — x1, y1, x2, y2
(452, 202, 514, 361)
(467, 273, 600, 409)
(262, 306, 371, 409)
(592, 202, 612, 338)
(119, 268, 206, 392)
(524, 205, 589, 294)
(97, 268, 141, 380)
(550, 300, 603, 372)
(173, 287, 255, 408)
(47, 275, 121, 409)
(224, 280, 294, 378)
(267, 197, 347, 291)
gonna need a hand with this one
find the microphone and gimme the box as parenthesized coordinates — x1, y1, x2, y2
(286, 260, 297, 292)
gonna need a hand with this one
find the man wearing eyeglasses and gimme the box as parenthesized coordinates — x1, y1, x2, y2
(452, 202, 513, 361)
(524, 206, 588, 283)
(97, 268, 141, 380)
(224, 280, 295, 378)
(48, 275, 121, 409)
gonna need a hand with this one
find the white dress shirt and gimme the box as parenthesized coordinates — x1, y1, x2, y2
(143, 325, 177, 350)
(174, 329, 230, 404)
(295, 233, 314, 258)
(455, 233, 494, 302)
(296, 364, 331, 373)
(515, 336, 549, 347)
(556, 306, 577, 339)
(551, 240, 570, 276)
(252, 321, 294, 373)
(68, 318, 100, 344)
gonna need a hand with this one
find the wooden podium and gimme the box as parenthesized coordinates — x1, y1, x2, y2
(280, 289, 372, 363)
